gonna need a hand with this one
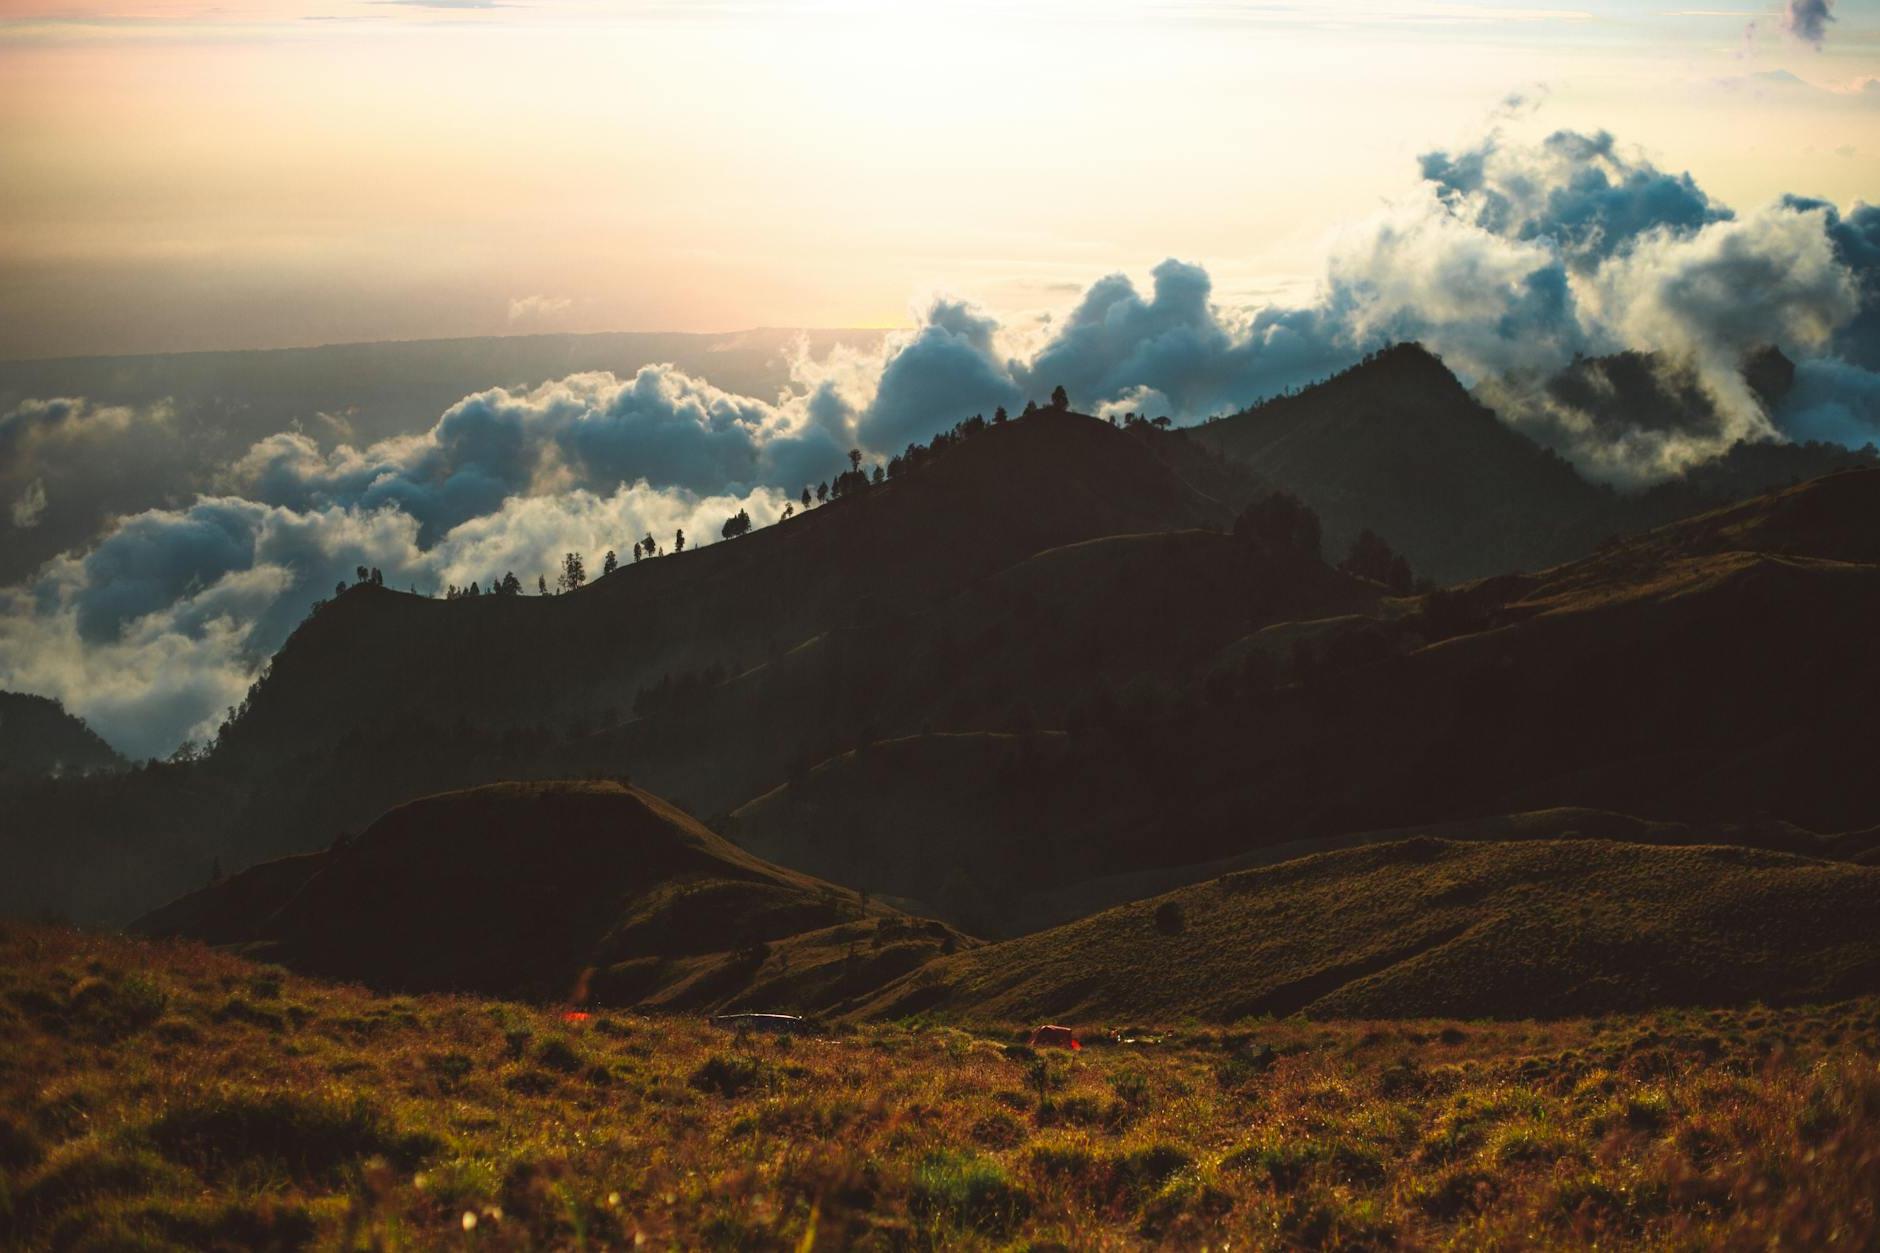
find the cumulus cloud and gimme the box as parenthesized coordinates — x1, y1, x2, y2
(226, 365, 846, 540)
(0, 396, 152, 461)
(1419, 129, 1728, 272)
(0, 479, 788, 759)
(1784, 0, 1835, 47)
(6, 119, 1880, 757)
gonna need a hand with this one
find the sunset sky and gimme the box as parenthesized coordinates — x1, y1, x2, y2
(2, 0, 1876, 358)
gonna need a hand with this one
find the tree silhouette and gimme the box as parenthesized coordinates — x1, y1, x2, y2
(335, 581, 347, 597)
(355, 565, 369, 584)
(801, 486, 812, 509)
(848, 448, 863, 473)
(538, 574, 548, 595)
(1050, 384, 1069, 411)
(1022, 399, 1038, 417)
(500, 571, 522, 596)
(816, 481, 828, 504)
(602, 549, 618, 576)
(369, 567, 384, 586)
(721, 508, 752, 540)
(641, 533, 656, 558)
(558, 551, 586, 592)
(1339, 529, 1414, 594)
(1233, 491, 1322, 559)
(674, 528, 686, 553)
(994, 405, 1008, 424)
(872, 464, 885, 485)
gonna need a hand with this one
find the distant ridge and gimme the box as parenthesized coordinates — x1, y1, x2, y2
(1190, 342, 1876, 583)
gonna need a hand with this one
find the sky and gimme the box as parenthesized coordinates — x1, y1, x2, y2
(0, 0, 1876, 358)
(1, 0, 1878, 760)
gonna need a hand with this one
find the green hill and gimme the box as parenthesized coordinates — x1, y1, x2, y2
(855, 837, 1880, 1022)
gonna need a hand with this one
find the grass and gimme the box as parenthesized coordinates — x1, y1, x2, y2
(857, 837, 1880, 1023)
(2, 922, 1877, 1249)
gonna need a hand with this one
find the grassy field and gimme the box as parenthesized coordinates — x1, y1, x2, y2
(855, 837, 1880, 1023)
(3, 923, 1877, 1250)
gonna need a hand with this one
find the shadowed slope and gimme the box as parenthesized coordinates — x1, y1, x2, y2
(135, 781, 972, 1011)
(0, 692, 123, 780)
(1190, 343, 1877, 583)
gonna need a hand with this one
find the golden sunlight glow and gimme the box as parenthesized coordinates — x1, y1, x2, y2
(1, 0, 1876, 355)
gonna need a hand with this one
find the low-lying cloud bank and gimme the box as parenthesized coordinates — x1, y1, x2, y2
(2, 121, 1876, 758)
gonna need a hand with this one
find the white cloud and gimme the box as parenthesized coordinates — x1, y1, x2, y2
(11, 480, 48, 529)
(506, 294, 574, 323)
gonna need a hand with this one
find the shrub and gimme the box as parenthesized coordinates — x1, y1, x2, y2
(535, 1037, 584, 1074)
(66, 973, 168, 1041)
(1109, 1144, 1195, 1202)
(688, 1054, 768, 1098)
(910, 1150, 1029, 1235)
(145, 1090, 438, 1184)
(213, 996, 285, 1032)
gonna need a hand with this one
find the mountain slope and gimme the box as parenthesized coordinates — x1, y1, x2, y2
(1189, 343, 1877, 582)
(1187, 344, 1609, 581)
(0, 691, 123, 780)
(134, 781, 972, 1012)
(854, 838, 1880, 1022)
(734, 469, 1880, 933)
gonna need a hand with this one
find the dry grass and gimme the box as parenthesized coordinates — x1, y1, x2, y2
(2, 922, 1877, 1250)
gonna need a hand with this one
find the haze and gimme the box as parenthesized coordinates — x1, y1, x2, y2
(3, 0, 1877, 359)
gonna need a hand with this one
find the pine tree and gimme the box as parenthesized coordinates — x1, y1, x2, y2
(559, 552, 586, 592)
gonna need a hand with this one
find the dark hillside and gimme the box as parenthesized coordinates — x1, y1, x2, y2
(135, 781, 972, 1012)
(0, 691, 123, 780)
(1190, 343, 1879, 582)
(734, 470, 1880, 934)
(856, 838, 1880, 1022)
(1188, 344, 1610, 581)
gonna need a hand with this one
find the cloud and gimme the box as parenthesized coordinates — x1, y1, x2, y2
(0, 396, 150, 460)
(507, 294, 573, 323)
(7, 119, 1880, 757)
(1418, 129, 1729, 272)
(0, 479, 787, 759)
(12, 480, 48, 529)
(1783, 0, 1834, 46)
(225, 365, 845, 540)
(1778, 357, 1880, 446)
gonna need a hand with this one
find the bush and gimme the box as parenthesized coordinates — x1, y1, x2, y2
(687, 1054, 768, 1098)
(66, 973, 168, 1041)
(910, 1150, 1029, 1235)
(534, 1037, 584, 1074)
(145, 1090, 438, 1184)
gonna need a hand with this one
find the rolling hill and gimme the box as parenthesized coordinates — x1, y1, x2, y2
(134, 780, 971, 1014)
(11, 353, 1880, 929)
(854, 837, 1880, 1022)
